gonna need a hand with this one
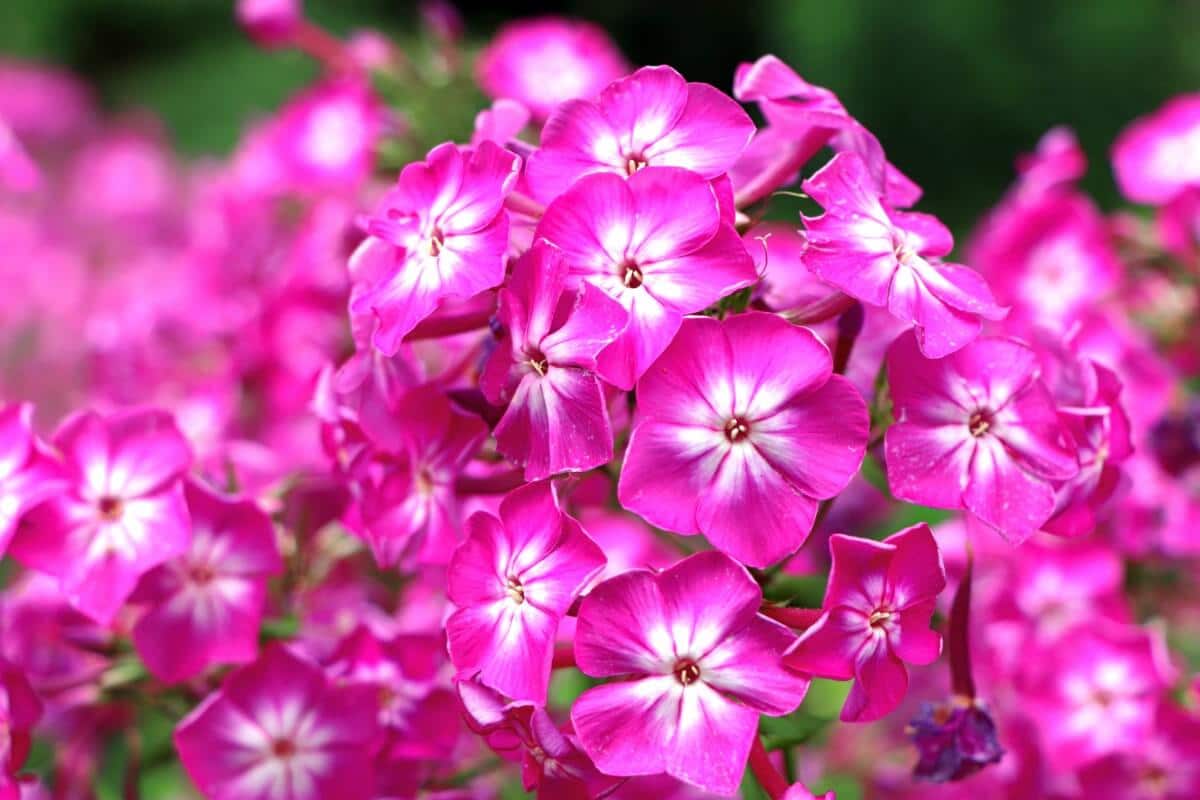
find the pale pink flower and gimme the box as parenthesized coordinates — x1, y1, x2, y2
(446, 481, 605, 703)
(476, 17, 629, 121)
(349, 141, 520, 354)
(884, 331, 1079, 542)
(481, 240, 626, 479)
(619, 312, 868, 567)
(535, 166, 756, 389)
(9, 408, 192, 624)
(802, 152, 1006, 357)
(784, 524, 946, 722)
(175, 644, 380, 800)
(526, 65, 754, 201)
(571, 551, 808, 795)
(131, 480, 283, 684)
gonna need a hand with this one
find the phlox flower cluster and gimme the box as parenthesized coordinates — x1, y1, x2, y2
(0, 3, 1198, 799)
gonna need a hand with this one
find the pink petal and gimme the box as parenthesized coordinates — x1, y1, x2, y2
(722, 312, 834, 412)
(666, 680, 761, 795)
(891, 600, 942, 665)
(627, 167, 722, 262)
(783, 607, 863, 680)
(596, 66, 690, 159)
(575, 569, 670, 676)
(700, 616, 807, 715)
(617, 420, 718, 535)
(963, 437, 1057, 542)
(645, 82, 755, 178)
(438, 140, 519, 234)
(695, 443, 819, 567)
(540, 281, 627, 367)
(640, 224, 756, 313)
(884, 422, 973, 509)
(571, 678, 676, 778)
(657, 551, 763, 657)
(824, 534, 894, 611)
(535, 171, 634, 272)
(841, 639, 908, 722)
(882, 523, 946, 609)
(526, 99, 621, 200)
(594, 289, 681, 390)
(887, 265, 983, 359)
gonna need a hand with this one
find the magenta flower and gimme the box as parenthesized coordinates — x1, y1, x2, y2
(1112, 93, 1200, 204)
(536, 166, 756, 389)
(618, 312, 869, 567)
(446, 480, 605, 703)
(784, 524, 946, 722)
(801, 152, 1005, 357)
(1030, 625, 1173, 769)
(236, 0, 302, 47)
(476, 17, 629, 121)
(175, 644, 380, 800)
(350, 384, 487, 567)
(884, 331, 1080, 542)
(482, 240, 626, 479)
(130, 480, 283, 684)
(9, 408, 192, 624)
(458, 678, 620, 799)
(0, 403, 64, 557)
(349, 140, 519, 354)
(571, 551, 808, 795)
(526, 65, 755, 201)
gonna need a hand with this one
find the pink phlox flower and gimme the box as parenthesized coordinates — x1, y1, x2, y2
(476, 17, 630, 121)
(535, 165, 757, 389)
(349, 140, 520, 355)
(618, 312, 868, 567)
(1112, 93, 1200, 204)
(482, 240, 627, 479)
(446, 480, 605, 703)
(457, 678, 621, 799)
(130, 479, 283, 684)
(326, 626, 459, 763)
(347, 384, 487, 568)
(571, 551, 809, 796)
(1013, 126, 1087, 198)
(174, 644, 380, 800)
(801, 152, 1006, 357)
(0, 403, 65, 557)
(9, 407, 193, 624)
(884, 331, 1080, 542)
(526, 65, 755, 202)
(784, 524, 946, 722)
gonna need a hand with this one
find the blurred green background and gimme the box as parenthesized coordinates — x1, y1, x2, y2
(2, 0, 1198, 230)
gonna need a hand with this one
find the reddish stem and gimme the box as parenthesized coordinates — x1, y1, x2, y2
(454, 469, 525, 496)
(407, 295, 497, 340)
(552, 643, 576, 670)
(833, 301, 864, 375)
(505, 192, 547, 219)
(748, 736, 790, 800)
(292, 21, 356, 74)
(760, 606, 823, 630)
(948, 545, 976, 699)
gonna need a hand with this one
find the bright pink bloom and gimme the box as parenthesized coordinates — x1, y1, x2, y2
(349, 141, 519, 354)
(9, 408, 192, 624)
(1112, 93, 1200, 204)
(884, 331, 1079, 542)
(236, 0, 302, 47)
(446, 481, 604, 703)
(733, 55, 921, 208)
(175, 644, 380, 800)
(458, 678, 619, 799)
(526, 65, 755, 201)
(619, 312, 868, 567)
(476, 17, 629, 121)
(784, 524, 946, 722)
(535, 166, 756, 388)
(0, 660, 41, 797)
(327, 627, 459, 763)
(571, 551, 808, 795)
(482, 241, 626, 479)
(271, 80, 382, 192)
(350, 384, 487, 567)
(802, 153, 1006, 357)
(1158, 186, 1200, 261)
(0, 404, 64, 557)
(1076, 700, 1200, 800)
(1029, 625, 1173, 769)
(1014, 126, 1087, 197)
(131, 480, 283, 684)
(784, 783, 835, 800)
